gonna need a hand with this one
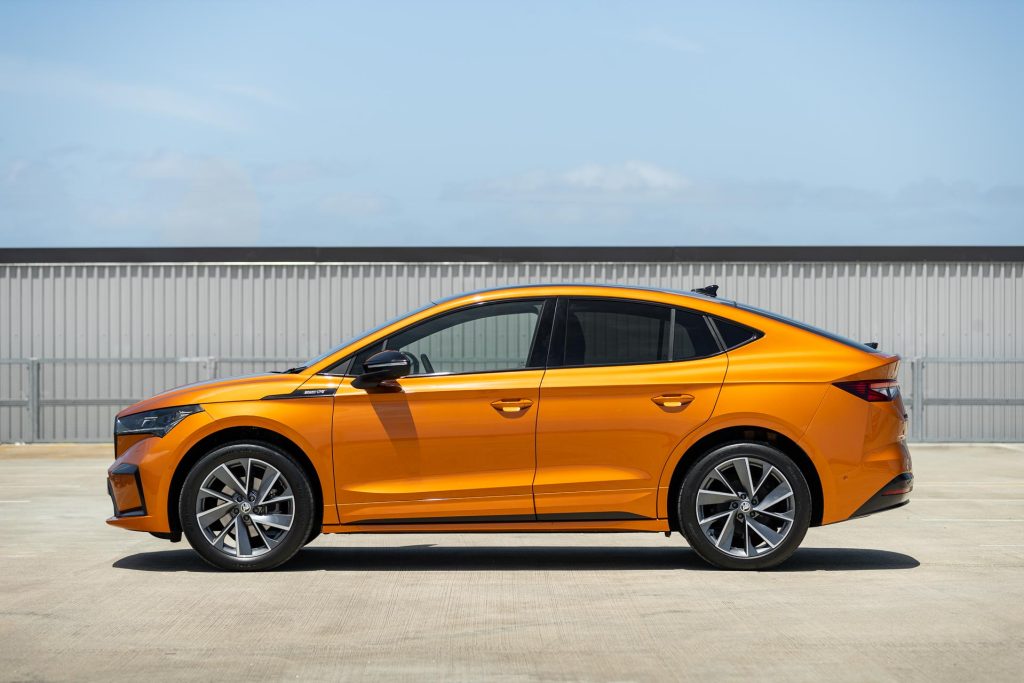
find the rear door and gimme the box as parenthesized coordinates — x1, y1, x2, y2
(534, 297, 727, 520)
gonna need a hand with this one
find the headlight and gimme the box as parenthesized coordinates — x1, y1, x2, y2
(115, 405, 203, 437)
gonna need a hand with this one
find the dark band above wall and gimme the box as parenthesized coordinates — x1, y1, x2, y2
(1, 246, 1023, 264)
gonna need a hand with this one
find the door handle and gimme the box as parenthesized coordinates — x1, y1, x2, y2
(491, 398, 534, 413)
(652, 394, 694, 408)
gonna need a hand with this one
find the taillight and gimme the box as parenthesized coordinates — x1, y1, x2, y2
(834, 380, 899, 402)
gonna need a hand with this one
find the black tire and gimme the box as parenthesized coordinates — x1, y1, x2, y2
(179, 441, 315, 571)
(678, 442, 811, 570)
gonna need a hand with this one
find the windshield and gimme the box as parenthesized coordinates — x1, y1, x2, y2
(293, 301, 436, 370)
(737, 303, 877, 352)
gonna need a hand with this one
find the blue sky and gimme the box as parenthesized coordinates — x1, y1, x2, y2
(1, 0, 1021, 246)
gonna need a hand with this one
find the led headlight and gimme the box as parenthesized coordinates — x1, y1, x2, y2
(115, 405, 203, 437)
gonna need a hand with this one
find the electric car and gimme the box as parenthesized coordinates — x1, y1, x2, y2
(107, 284, 912, 570)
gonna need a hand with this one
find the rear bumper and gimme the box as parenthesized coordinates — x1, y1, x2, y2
(851, 473, 913, 518)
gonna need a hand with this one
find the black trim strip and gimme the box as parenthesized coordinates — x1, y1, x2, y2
(536, 511, 650, 522)
(4, 246, 1023, 264)
(526, 298, 556, 369)
(261, 387, 338, 400)
(344, 511, 651, 526)
(547, 297, 568, 368)
(851, 473, 914, 519)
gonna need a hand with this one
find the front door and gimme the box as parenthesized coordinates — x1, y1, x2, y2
(332, 298, 552, 525)
(534, 297, 727, 520)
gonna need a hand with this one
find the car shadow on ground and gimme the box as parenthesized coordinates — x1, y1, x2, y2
(113, 545, 920, 573)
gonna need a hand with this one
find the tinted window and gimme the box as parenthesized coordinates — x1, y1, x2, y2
(713, 317, 760, 349)
(673, 309, 721, 359)
(384, 300, 543, 375)
(563, 299, 719, 367)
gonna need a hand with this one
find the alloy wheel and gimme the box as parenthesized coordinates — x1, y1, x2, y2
(695, 456, 796, 558)
(194, 457, 295, 559)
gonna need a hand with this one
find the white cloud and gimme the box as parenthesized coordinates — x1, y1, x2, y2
(104, 152, 262, 244)
(449, 161, 692, 202)
(449, 162, 1024, 215)
(0, 55, 241, 130)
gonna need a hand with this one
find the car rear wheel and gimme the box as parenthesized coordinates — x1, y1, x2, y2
(678, 442, 811, 570)
(179, 441, 314, 571)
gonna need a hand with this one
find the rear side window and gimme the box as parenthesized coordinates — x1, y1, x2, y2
(562, 299, 719, 367)
(674, 309, 721, 359)
(712, 317, 760, 349)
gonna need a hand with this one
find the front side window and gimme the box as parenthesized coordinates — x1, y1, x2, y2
(562, 299, 720, 367)
(382, 299, 545, 376)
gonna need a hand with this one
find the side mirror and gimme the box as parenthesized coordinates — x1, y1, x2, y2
(353, 349, 411, 389)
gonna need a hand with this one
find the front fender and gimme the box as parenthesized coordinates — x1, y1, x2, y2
(201, 400, 338, 519)
(107, 398, 339, 534)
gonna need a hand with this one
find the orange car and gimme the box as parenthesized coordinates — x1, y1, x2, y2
(107, 284, 912, 570)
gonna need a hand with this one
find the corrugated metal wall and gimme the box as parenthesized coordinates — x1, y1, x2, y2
(2, 260, 1022, 442)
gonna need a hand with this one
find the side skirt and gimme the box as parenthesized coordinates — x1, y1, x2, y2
(322, 518, 670, 534)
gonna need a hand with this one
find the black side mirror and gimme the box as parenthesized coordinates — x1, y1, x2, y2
(353, 350, 411, 389)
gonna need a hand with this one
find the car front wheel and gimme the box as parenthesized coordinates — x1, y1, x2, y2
(678, 442, 811, 570)
(179, 441, 315, 571)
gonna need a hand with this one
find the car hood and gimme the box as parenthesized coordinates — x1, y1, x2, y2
(116, 373, 308, 418)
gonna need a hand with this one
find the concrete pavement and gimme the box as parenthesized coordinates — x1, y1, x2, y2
(1, 443, 1022, 681)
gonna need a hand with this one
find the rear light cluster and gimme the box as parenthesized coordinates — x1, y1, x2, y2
(834, 380, 900, 402)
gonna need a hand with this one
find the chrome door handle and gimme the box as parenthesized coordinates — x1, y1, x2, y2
(491, 399, 534, 413)
(652, 394, 694, 408)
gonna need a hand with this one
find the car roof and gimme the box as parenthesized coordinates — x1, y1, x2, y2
(431, 283, 737, 306)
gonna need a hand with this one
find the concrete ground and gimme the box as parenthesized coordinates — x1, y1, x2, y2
(1, 444, 1022, 682)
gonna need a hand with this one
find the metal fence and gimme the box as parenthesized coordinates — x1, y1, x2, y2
(2, 356, 1021, 443)
(0, 357, 303, 443)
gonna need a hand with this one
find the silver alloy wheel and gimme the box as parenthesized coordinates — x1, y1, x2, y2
(195, 457, 294, 559)
(695, 456, 796, 558)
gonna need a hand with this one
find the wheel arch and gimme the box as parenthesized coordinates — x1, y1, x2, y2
(664, 425, 824, 529)
(166, 425, 324, 536)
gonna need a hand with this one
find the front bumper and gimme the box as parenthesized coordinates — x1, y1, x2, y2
(105, 409, 214, 533)
(851, 473, 914, 518)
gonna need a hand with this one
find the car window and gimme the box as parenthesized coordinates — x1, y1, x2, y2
(712, 317, 761, 350)
(564, 299, 670, 366)
(673, 309, 721, 359)
(562, 299, 720, 367)
(383, 300, 544, 375)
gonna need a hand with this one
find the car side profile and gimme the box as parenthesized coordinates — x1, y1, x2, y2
(106, 284, 913, 571)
